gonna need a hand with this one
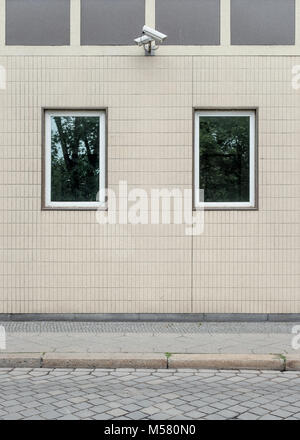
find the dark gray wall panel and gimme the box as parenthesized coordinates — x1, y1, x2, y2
(6, 0, 70, 46)
(156, 0, 220, 45)
(81, 0, 145, 45)
(231, 0, 295, 45)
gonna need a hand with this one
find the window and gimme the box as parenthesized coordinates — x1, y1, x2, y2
(44, 110, 106, 209)
(6, 0, 70, 46)
(194, 110, 256, 209)
(231, 0, 295, 45)
(81, 0, 145, 45)
(156, 0, 220, 45)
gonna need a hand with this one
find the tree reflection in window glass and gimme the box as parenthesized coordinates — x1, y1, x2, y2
(51, 116, 100, 202)
(199, 116, 250, 203)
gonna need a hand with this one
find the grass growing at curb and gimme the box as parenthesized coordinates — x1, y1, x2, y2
(272, 353, 287, 371)
(165, 352, 172, 359)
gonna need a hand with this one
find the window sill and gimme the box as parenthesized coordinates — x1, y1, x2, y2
(193, 205, 258, 211)
(42, 205, 108, 211)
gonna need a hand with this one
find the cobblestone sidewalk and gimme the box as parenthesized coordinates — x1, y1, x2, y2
(1, 368, 300, 420)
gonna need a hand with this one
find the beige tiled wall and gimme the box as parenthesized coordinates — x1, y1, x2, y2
(0, 55, 299, 313)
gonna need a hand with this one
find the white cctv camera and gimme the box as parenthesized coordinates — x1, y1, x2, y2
(134, 35, 153, 46)
(134, 25, 167, 55)
(142, 26, 167, 44)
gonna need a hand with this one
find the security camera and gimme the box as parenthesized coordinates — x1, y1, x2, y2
(142, 26, 167, 44)
(134, 25, 167, 55)
(134, 35, 153, 46)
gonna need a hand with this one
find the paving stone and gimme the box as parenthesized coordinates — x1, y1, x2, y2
(210, 401, 229, 410)
(149, 412, 172, 420)
(205, 414, 226, 420)
(184, 410, 207, 418)
(20, 408, 42, 417)
(73, 410, 95, 418)
(107, 408, 127, 417)
(52, 400, 72, 408)
(237, 412, 260, 420)
(2, 413, 24, 420)
(281, 395, 300, 404)
(0, 368, 300, 421)
(6, 405, 26, 413)
(217, 409, 238, 419)
(121, 404, 141, 412)
(141, 406, 161, 415)
(4, 400, 20, 407)
(56, 406, 77, 415)
(57, 415, 80, 420)
(271, 409, 295, 418)
(259, 415, 282, 420)
(72, 402, 92, 410)
(126, 411, 146, 420)
(177, 404, 197, 412)
(249, 407, 270, 416)
(228, 405, 249, 414)
(91, 405, 110, 414)
(68, 397, 87, 404)
(243, 400, 262, 409)
(39, 411, 63, 420)
(24, 416, 46, 420)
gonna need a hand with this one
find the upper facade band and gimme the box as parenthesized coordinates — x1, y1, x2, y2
(0, 0, 300, 55)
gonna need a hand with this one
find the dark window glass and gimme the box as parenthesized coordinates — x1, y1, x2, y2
(81, 0, 145, 45)
(6, 0, 70, 46)
(51, 116, 100, 202)
(231, 0, 295, 45)
(156, 0, 220, 45)
(199, 116, 250, 203)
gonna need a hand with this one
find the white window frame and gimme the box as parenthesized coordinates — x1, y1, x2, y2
(194, 110, 256, 209)
(44, 110, 106, 209)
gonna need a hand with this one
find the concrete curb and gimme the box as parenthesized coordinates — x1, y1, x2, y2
(0, 353, 42, 368)
(286, 355, 300, 371)
(168, 354, 284, 371)
(0, 353, 296, 370)
(42, 353, 166, 369)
